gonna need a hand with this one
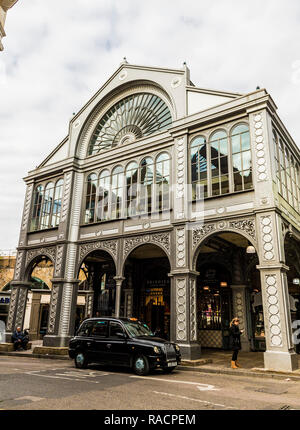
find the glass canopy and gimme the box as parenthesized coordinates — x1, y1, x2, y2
(88, 92, 172, 155)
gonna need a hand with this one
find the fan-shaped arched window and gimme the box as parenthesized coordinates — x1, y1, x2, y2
(111, 166, 124, 220)
(156, 152, 171, 210)
(126, 162, 138, 217)
(88, 93, 172, 155)
(231, 124, 252, 191)
(84, 173, 97, 224)
(191, 136, 208, 199)
(209, 130, 229, 196)
(140, 157, 154, 214)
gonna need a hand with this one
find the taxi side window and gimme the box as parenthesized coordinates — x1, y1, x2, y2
(90, 320, 108, 337)
(77, 321, 94, 337)
(109, 322, 124, 338)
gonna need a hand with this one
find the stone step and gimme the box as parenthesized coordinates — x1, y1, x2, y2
(33, 346, 69, 356)
(0, 342, 32, 352)
(180, 358, 213, 366)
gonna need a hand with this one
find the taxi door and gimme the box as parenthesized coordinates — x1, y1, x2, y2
(106, 321, 131, 366)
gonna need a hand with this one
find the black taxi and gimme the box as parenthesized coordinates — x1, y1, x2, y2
(69, 317, 181, 375)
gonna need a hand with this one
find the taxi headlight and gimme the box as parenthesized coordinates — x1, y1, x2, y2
(175, 344, 180, 352)
(153, 346, 161, 354)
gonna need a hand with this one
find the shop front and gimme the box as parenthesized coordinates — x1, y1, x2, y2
(197, 264, 232, 349)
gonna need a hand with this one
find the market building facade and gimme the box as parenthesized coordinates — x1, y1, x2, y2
(5, 62, 300, 371)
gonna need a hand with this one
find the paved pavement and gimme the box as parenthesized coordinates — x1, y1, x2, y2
(3, 342, 300, 381)
(1, 355, 300, 410)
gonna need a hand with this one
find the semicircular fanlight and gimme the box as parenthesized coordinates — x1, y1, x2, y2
(88, 93, 172, 156)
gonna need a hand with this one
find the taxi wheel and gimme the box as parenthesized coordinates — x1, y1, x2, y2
(74, 351, 88, 369)
(162, 366, 176, 374)
(133, 355, 149, 376)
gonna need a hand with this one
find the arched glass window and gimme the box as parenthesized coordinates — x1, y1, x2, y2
(126, 162, 138, 217)
(231, 124, 252, 191)
(291, 157, 299, 213)
(156, 153, 170, 210)
(273, 129, 281, 192)
(111, 166, 124, 220)
(85, 173, 97, 224)
(285, 148, 293, 205)
(209, 131, 229, 196)
(97, 170, 110, 221)
(52, 179, 64, 227)
(140, 157, 153, 214)
(278, 138, 287, 200)
(40, 182, 54, 229)
(190, 136, 208, 199)
(88, 93, 172, 155)
(31, 185, 44, 231)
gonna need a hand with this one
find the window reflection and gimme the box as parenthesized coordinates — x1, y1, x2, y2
(190, 123, 253, 198)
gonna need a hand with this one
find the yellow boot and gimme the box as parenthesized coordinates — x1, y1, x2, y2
(235, 361, 241, 368)
(231, 360, 238, 369)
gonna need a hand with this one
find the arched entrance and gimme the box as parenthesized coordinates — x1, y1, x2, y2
(122, 244, 171, 339)
(24, 255, 53, 340)
(194, 231, 261, 351)
(284, 234, 300, 353)
(78, 250, 116, 323)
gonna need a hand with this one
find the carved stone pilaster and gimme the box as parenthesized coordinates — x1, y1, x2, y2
(47, 284, 61, 335)
(21, 183, 33, 231)
(6, 287, 18, 332)
(176, 227, 186, 268)
(175, 278, 187, 342)
(189, 277, 197, 342)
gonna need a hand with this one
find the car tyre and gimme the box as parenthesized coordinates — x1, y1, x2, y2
(74, 351, 88, 369)
(133, 355, 149, 376)
(162, 366, 176, 374)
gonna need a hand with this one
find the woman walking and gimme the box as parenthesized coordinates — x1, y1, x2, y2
(229, 317, 243, 368)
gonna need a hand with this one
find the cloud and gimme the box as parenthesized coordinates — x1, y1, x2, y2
(0, 0, 299, 249)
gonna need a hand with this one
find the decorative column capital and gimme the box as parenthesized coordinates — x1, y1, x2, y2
(113, 276, 125, 284)
(168, 270, 200, 277)
(256, 264, 289, 272)
(10, 281, 32, 288)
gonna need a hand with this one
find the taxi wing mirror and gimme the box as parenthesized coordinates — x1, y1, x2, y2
(116, 332, 126, 339)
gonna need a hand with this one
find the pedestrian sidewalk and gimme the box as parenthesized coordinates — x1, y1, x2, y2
(178, 349, 300, 381)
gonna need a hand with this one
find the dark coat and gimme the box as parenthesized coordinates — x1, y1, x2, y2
(229, 325, 242, 351)
(11, 330, 28, 343)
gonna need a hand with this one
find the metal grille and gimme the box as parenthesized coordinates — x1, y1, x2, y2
(164, 343, 176, 360)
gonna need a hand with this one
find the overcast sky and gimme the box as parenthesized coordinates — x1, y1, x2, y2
(0, 0, 300, 251)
